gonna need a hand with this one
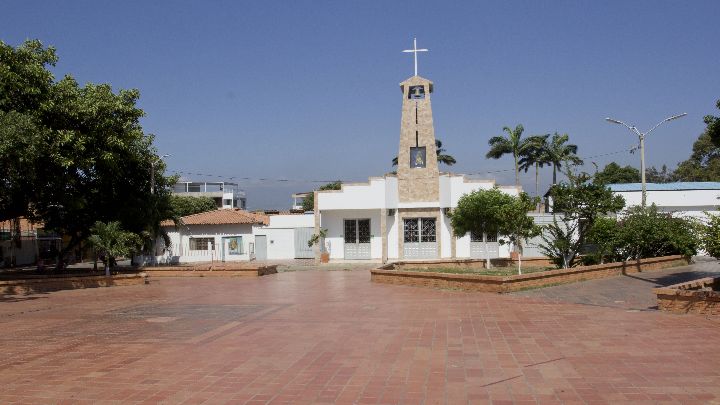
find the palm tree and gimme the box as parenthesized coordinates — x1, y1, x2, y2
(485, 124, 535, 187)
(518, 134, 551, 196)
(392, 139, 456, 167)
(544, 132, 583, 185)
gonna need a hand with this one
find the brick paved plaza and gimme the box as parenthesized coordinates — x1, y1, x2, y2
(1, 266, 719, 404)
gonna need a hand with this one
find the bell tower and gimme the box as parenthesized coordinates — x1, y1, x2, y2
(396, 39, 439, 203)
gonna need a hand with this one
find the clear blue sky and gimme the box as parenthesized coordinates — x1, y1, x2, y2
(3, 1, 719, 209)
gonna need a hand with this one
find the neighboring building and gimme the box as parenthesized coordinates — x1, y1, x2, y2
(0, 218, 40, 267)
(292, 192, 311, 211)
(173, 181, 247, 209)
(158, 209, 266, 263)
(608, 182, 720, 220)
(152, 209, 315, 263)
(315, 72, 519, 262)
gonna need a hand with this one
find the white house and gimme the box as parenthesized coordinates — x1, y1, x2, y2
(315, 69, 519, 262)
(158, 209, 268, 263)
(172, 181, 247, 209)
(151, 209, 316, 264)
(609, 182, 720, 221)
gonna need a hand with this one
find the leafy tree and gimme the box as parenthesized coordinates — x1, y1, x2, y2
(301, 181, 342, 212)
(543, 132, 583, 185)
(645, 165, 675, 183)
(497, 192, 541, 273)
(392, 139, 456, 167)
(450, 188, 537, 270)
(486, 124, 535, 187)
(585, 217, 621, 264)
(542, 176, 625, 268)
(518, 134, 551, 197)
(593, 162, 640, 184)
(0, 40, 172, 268)
(673, 132, 720, 181)
(87, 221, 141, 276)
(170, 195, 217, 218)
(616, 205, 698, 259)
(702, 213, 720, 259)
(705, 99, 720, 147)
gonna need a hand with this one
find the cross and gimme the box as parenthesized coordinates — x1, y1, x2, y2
(402, 38, 428, 76)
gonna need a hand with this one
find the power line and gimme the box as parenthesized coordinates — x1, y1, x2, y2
(170, 145, 637, 185)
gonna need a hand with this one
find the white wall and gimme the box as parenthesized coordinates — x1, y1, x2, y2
(320, 209, 382, 259)
(387, 214, 399, 259)
(439, 212, 452, 258)
(615, 189, 720, 221)
(251, 214, 315, 260)
(160, 224, 254, 263)
(318, 178, 388, 210)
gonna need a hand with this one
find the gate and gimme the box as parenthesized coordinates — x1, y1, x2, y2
(343, 219, 371, 259)
(403, 218, 437, 259)
(255, 235, 267, 260)
(294, 227, 315, 259)
(470, 232, 500, 258)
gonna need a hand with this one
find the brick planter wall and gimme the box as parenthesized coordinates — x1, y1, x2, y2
(142, 264, 277, 278)
(0, 273, 148, 296)
(654, 276, 720, 315)
(371, 255, 690, 293)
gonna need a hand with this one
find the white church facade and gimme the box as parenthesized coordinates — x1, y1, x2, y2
(315, 41, 520, 262)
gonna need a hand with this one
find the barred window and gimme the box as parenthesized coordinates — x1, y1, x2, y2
(470, 232, 498, 242)
(190, 237, 215, 251)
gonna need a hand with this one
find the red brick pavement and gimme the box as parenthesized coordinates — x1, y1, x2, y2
(1, 269, 719, 404)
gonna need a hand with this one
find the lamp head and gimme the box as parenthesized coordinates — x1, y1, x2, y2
(605, 117, 623, 125)
(665, 113, 687, 122)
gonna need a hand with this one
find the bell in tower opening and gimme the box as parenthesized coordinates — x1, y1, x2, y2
(408, 85, 426, 100)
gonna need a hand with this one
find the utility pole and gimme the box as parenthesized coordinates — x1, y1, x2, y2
(605, 113, 687, 207)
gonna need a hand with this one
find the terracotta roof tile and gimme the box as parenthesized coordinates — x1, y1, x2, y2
(162, 209, 269, 227)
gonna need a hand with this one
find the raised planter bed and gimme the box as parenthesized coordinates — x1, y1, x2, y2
(371, 255, 690, 293)
(0, 273, 148, 296)
(142, 263, 277, 278)
(654, 276, 720, 315)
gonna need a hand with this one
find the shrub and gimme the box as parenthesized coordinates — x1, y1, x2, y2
(702, 213, 720, 259)
(616, 205, 698, 260)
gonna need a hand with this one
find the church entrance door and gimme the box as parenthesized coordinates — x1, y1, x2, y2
(344, 219, 371, 260)
(403, 218, 437, 259)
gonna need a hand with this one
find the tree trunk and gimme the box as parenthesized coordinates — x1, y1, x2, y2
(516, 241, 523, 275)
(535, 163, 539, 197)
(484, 233, 491, 269)
(514, 154, 520, 187)
(552, 164, 558, 185)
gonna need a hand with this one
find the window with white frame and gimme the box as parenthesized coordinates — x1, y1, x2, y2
(189, 237, 215, 251)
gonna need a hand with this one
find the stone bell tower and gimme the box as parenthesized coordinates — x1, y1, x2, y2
(396, 72, 439, 202)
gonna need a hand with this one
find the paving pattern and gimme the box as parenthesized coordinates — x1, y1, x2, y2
(1, 265, 719, 404)
(513, 258, 720, 310)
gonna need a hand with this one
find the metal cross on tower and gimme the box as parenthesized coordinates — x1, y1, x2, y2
(402, 38, 428, 76)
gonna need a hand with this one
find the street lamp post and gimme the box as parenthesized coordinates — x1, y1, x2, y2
(605, 113, 687, 207)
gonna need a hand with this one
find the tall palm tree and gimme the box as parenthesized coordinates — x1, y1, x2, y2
(391, 139, 456, 167)
(518, 134, 551, 196)
(543, 132, 583, 185)
(485, 124, 535, 187)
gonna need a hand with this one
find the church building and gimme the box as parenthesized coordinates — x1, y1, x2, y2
(315, 39, 520, 262)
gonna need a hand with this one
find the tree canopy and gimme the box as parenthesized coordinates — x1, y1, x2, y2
(593, 162, 640, 184)
(0, 40, 172, 265)
(170, 196, 217, 218)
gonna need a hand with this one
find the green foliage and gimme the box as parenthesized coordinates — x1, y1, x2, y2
(538, 216, 580, 268)
(542, 178, 625, 268)
(87, 221, 142, 272)
(307, 229, 328, 249)
(518, 134, 551, 196)
(645, 165, 675, 183)
(170, 195, 217, 218)
(593, 162, 640, 184)
(705, 99, 720, 147)
(585, 217, 621, 264)
(450, 188, 538, 270)
(673, 132, 720, 181)
(543, 132, 583, 184)
(0, 40, 173, 264)
(702, 213, 720, 259)
(614, 206, 698, 259)
(486, 124, 532, 187)
(301, 181, 342, 212)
